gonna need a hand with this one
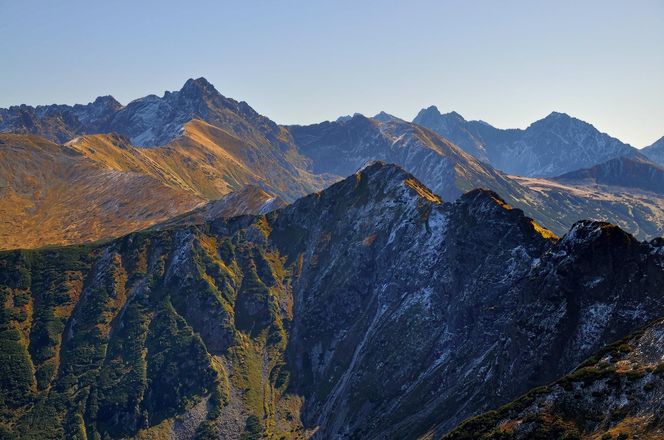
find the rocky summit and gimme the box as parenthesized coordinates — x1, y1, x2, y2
(1, 163, 662, 439)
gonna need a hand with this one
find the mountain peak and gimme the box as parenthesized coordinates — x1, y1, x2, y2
(547, 110, 571, 119)
(527, 111, 589, 133)
(372, 111, 400, 123)
(414, 105, 442, 121)
(346, 161, 441, 203)
(535, 111, 576, 126)
(443, 110, 466, 122)
(180, 77, 219, 98)
(457, 188, 559, 240)
(414, 106, 467, 126)
(355, 160, 409, 180)
(458, 187, 515, 215)
(92, 95, 122, 108)
(559, 219, 636, 251)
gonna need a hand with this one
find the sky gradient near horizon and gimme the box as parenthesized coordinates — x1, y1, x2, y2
(1, 0, 662, 147)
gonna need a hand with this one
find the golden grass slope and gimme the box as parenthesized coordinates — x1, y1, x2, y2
(0, 134, 204, 250)
(67, 119, 335, 201)
(0, 120, 331, 250)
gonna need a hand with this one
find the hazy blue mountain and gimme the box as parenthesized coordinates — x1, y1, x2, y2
(289, 113, 524, 202)
(0, 96, 121, 143)
(414, 106, 638, 177)
(555, 154, 664, 196)
(643, 135, 664, 166)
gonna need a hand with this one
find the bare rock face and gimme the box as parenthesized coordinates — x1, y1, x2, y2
(1, 163, 662, 439)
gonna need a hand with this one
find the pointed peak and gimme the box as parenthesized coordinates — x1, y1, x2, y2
(445, 110, 465, 120)
(546, 111, 571, 120)
(92, 95, 119, 104)
(561, 220, 636, 248)
(413, 106, 467, 125)
(414, 105, 442, 120)
(537, 111, 577, 125)
(347, 162, 442, 203)
(91, 95, 122, 109)
(528, 111, 584, 131)
(460, 188, 512, 210)
(372, 111, 401, 123)
(458, 188, 558, 240)
(337, 113, 368, 124)
(355, 160, 407, 177)
(183, 76, 213, 88)
(180, 77, 219, 98)
(352, 162, 424, 194)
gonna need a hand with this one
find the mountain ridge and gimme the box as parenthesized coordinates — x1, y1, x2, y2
(413, 106, 639, 177)
(1, 78, 662, 250)
(1, 162, 662, 439)
(290, 114, 664, 240)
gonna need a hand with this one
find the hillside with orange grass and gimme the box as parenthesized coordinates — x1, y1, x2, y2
(0, 133, 204, 250)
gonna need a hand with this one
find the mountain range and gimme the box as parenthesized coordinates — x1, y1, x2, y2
(1, 78, 662, 248)
(0, 79, 336, 249)
(1, 163, 663, 439)
(0, 77, 663, 439)
(289, 113, 664, 240)
(412, 105, 640, 177)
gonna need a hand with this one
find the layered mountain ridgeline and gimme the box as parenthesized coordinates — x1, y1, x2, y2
(2, 78, 662, 246)
(0, 132, 302, 250)
(1, 163, 662, 439)
(445, 317, 664, 440)
(288, 113, 522, 201)
(555, 155, 664, 196)
(0, 77, 303, 150)
(65, 119, 330, 202)
(0, 84, 333, 250)
(0, 96, 122, 144)
(289, 115, 664, 239)
(510, 155, 664, 239)
(1, 78, 332, 202)
(413, 106, 638, 177)
(643, 136, 664, 167)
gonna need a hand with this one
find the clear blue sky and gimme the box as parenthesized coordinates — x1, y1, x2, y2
(1, 0, 662, 147)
